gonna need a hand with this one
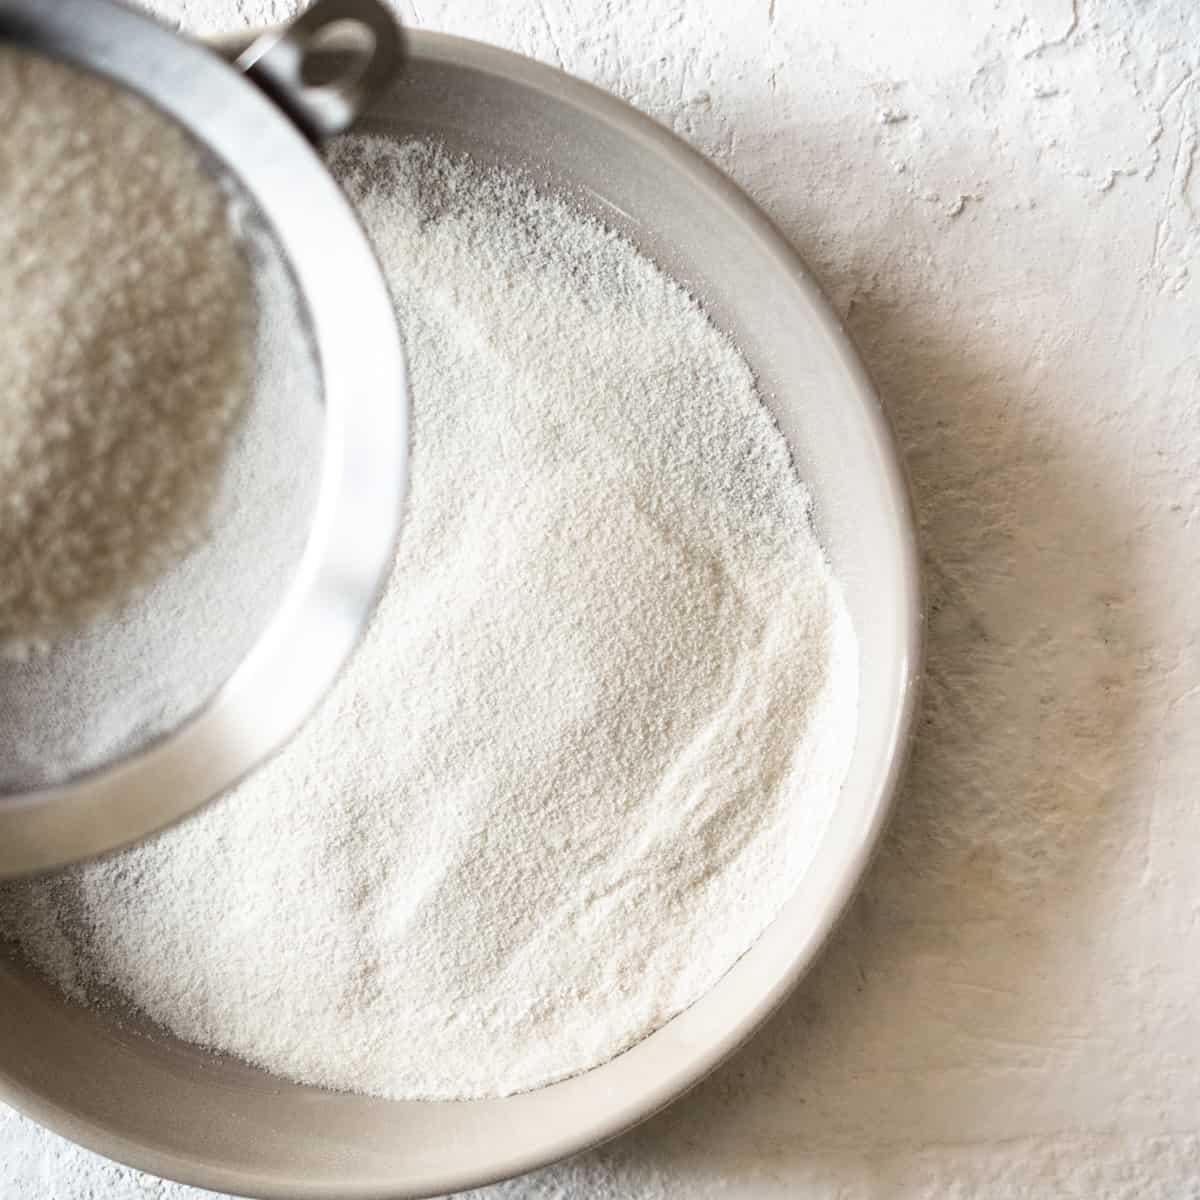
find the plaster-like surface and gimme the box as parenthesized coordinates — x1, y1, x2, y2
(6, 0, 1200, 1195)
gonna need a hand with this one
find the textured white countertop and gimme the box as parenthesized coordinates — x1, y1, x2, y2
(6, 0, 1200, 1196)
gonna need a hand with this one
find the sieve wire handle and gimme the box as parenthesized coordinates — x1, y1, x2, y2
(220, 0, 403, 142)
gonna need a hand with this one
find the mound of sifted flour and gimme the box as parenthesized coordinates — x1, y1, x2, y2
(0, 139, 858, 1100)
(0, 47, 249, 650)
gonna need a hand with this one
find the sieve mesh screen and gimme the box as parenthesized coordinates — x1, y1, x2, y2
(0, 161, 324, 792)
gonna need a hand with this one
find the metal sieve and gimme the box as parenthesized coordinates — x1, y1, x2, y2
(0, 0, 409, 875)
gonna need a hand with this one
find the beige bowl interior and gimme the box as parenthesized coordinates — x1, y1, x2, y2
(0, 31, 922, 1200)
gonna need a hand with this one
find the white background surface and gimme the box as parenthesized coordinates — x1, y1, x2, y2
(6, 0, 1200, 1196)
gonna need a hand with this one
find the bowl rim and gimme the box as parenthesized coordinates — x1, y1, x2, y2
(0, 25, 923, 1199)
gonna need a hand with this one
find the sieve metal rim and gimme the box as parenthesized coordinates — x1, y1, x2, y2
(0, 0, 409, 875)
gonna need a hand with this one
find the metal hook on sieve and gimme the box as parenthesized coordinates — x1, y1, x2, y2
(234, 0, 404, 141)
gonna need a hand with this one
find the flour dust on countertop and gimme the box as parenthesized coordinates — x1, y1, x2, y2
(0, 137, 858, 1101)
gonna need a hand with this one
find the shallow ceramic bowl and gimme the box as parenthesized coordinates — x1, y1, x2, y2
(0, 30, 922, 1200)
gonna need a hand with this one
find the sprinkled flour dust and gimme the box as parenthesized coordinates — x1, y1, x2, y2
(0, 137, 858, 1100)
(0, 47, 250, 651)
